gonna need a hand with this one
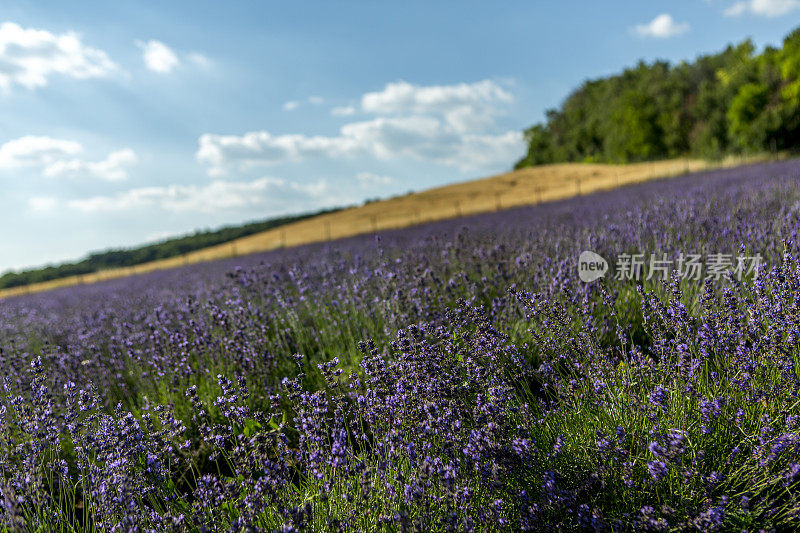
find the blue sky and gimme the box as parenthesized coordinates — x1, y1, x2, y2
(1, 0, 799, 272)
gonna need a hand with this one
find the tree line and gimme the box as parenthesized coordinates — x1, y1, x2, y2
(516, 27, 800, 167)
(0, 207, 342, 290)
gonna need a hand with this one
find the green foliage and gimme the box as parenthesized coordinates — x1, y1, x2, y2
(0, 207, 344, 290)
(728, 83, 770, 150)
(517, 28, 800, 167)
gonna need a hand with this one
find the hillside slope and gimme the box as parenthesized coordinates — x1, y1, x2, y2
(0, 156, 757, 299)
(0, 208, 344, 290)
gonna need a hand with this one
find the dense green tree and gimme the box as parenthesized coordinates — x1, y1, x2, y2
(728, 82, 770, 150)
(516, 28, 800, 167)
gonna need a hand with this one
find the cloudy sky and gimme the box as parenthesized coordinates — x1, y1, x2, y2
(1, 0, 798, 272)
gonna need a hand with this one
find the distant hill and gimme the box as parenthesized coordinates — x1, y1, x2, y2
(4, 156, 767, 299)
(516, 26, 800, 168)
(0, 207, 343, 290)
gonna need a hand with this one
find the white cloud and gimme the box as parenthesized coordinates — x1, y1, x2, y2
(136, 39, 180, 73)
(338, 116, 525, 170)
(340, 116, 480, 164)
(339, 116, 447, 160)
(356, 172, 395, 187)
(135, 40, 211, 74)
(724, 0, 800, 16)
(145, 230, 180, 243)
(0, 136, 136, 180)
(361, 79, 513, 132)
(723, 2, 749, 15)
(0, 136, 82, 168)
(634, 14, 690, 38)
(332, 105, 356, 116)
(28, 196, 59, 212)
(453, 131, 527, 170)
(0, 22, 117, 90)
(68, 176, 334, 213)
(187, 52, 211, 67)
(43, 148, 137, 181)
(198, 80, 523, 181)
(196, 130, 361, 175)
(282, 96, 324, 111)
(361, 79, 512, 114)
(199, 80, 524, 175)
(197, 117, 524, 174)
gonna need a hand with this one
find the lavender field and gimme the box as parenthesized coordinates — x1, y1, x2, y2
(2, 159, 800, 531)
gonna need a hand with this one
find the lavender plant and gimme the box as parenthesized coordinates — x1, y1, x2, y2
(0, 159, 800, 530)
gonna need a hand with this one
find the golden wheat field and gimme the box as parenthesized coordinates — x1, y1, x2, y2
(0, 156, 766, 299)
